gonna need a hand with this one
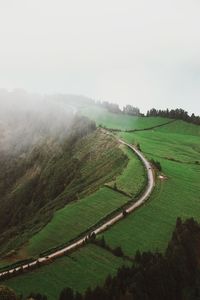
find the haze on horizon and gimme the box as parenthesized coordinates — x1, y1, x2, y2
(0, 0, 200, 115)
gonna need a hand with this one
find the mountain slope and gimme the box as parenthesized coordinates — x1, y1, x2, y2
(0, 118, 127, 257)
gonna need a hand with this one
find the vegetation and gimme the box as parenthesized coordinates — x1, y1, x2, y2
(58, 218, 200, 300)
(106, 145, 146, 197)
(0, 285, 17, 300)
(0, 121, 128, 259)
(96, 101, 141, 116)
(101, 122, 200, 256)
(155, 119, 200, 136)
(1, 99, 200, 299)
(4, 218, 200, 300)
(2, 244, 130, 300)
(122, 105, 141, 116)
(26, 187, 129, 256)
(147, 108, 200, 125)
(80, 105, 171, 131)
(150, 159, 162, 171)
(22, 140, 145, 257)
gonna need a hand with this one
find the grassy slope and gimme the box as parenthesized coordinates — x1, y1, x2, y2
(21, 134, 146, 258)
(80, 105, 171, 130)
(156, 119, 200, 136)
(2, 125, 146, 298)
(101, 121, 200, 255)
(27, 188, 129, 256)
(0, 129, 128, 264)
(3, 244, 130, 300)
(106, 145, 146, 197)
(5, 117, 199, 297)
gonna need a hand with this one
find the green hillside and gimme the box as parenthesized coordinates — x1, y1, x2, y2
(24, 142, 146, 257)
(2, 112, 200, 299)
(101, 121, 200, 255)
(0, 122, 128, 261)
(79, 105, 171, 130)
(3, 244, 130, 300)
(26, 187, 129, 256)
(155, 119, 200, 136)
(106, 145, 146, 197)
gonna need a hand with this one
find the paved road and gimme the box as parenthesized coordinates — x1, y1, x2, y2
(0, 139, 155, 279)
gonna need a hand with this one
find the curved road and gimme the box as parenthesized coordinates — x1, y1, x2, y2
(0, 139, 155, 279)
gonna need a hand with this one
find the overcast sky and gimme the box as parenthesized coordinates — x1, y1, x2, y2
(0, 0, 200, 114)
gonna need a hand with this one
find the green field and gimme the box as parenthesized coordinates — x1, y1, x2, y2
(3, 244, 130, 300)
(106, 145, 146, 197)
(26, 187, 129, 256)
(80, 105, 171, 130)
(19, 141, 145, 258)
(155, 119, 200, 136)
(3, 116, 200, 298)
(101, 121, 200, 255)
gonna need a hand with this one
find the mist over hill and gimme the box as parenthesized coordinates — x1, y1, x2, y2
(0, 91, 129, 259)
(0, 90, 79, 154)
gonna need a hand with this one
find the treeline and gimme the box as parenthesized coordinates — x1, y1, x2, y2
(96, 101, 141, 116)
(57, 217, 200, 300)
(147, 108, 200, 125)
(96, 100, 200, 125)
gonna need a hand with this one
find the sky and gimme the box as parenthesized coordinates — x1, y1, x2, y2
(0, 0, 200, 114)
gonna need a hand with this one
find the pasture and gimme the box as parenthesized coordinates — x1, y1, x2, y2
(3, 244, 130, 300)
(101, 122, 200, 255)
(80, 105, 171, 130)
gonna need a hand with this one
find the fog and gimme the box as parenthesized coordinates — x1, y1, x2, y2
(0, 0, 200, 115)
(0, 90, 75, 154)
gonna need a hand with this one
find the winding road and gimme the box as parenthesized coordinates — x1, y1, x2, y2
(0, 138, 155, 279)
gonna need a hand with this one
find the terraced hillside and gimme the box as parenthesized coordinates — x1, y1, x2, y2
(2, 112, 200, 300)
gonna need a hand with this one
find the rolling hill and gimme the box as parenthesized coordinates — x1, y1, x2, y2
(1, 98, 200, 300)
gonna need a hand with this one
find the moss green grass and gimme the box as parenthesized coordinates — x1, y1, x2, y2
(27, 188, 129, 256)
(80, 105, 171, 131)
(3, 244, 130, 300)
(101, 125, 200, 256)
(106, 145, 146, 197)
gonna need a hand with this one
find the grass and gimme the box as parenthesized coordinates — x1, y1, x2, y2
(100, 123, 200, 256)
(3, 244, 130, 300)
(155, 119, 200, 136)
(0, 129, 129, 264)
(13, 137, 145, 260)
(106, 145, 146, 197)
(80, 105, 171, 131)
(119, 129, 200, 164)
(4, 116, 200, 297)
(0, 128, 128, 259)
(26, 187, 129, 256)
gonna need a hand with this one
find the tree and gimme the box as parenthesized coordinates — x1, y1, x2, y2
(150, 159, 162, 171)
(0, 286, 17, 300)
(123, 209, 128, 217)
(123, 105, 140, 116)
(59, 287, 74, 300)
(113, 246, 124, 257)
(74, 292, 83, 300)
(146, 108, 200, 125)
